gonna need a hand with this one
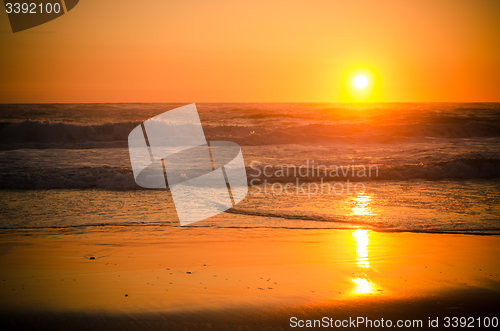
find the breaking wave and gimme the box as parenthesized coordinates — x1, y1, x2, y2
(1, 120, 500, 149)
(1, 158, 499, 190)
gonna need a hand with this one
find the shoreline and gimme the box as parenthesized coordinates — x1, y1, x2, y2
(1, 224, 499, 236)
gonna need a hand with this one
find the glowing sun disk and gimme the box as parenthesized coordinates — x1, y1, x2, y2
(353, 75, 368, 89)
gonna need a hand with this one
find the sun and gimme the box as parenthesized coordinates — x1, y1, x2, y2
(339, 67, 380, 102)
(353, 75, 368, 89)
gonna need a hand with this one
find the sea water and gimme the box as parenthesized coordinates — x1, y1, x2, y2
(0, 103, 499, 233)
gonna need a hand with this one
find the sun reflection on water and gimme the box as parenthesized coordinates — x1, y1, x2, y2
(351, 195, 372, 216)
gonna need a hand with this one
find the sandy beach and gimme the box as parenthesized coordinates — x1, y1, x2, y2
(1, 226, 498, 330)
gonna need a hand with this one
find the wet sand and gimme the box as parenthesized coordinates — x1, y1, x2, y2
(0, 226, 499, 330)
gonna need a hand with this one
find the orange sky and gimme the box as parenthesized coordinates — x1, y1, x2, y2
(0, 0, 499, 103)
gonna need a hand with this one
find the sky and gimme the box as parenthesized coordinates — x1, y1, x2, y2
(0, 0, 499, 103)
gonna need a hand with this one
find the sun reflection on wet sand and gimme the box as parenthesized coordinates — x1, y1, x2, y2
(350, 229, 378, 295)
(353, 229, 370, 268)
(352, 277, 376, 294)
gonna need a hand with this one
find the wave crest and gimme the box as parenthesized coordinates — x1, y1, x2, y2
(1, 158, 499, 190)
(1, 120, 500, 148)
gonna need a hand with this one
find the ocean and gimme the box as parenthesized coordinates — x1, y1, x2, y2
(0, 103, 499, 234)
